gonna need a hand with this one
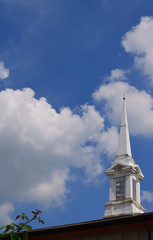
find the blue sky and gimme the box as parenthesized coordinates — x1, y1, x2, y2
(0, 0, 153, 229)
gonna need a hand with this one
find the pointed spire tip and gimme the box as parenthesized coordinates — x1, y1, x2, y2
(117, 95, 132, 158)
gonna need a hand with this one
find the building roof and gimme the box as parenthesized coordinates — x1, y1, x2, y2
(28, 212, 153, 239)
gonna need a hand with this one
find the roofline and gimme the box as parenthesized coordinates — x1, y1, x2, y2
(28, 212, 153, 238)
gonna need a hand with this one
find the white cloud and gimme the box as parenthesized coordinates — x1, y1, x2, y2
(26, 170, 69, 208)
(121, 16, 153, 85)
(92, 17, 153, 137)
(93, 80, 153, 136)
(0, 87, 119, 221)
(0, 62, 9, 80)
(106, 68, 129, 82)
(0, 203, 14, 225)
(98, 126, 119, 157)
(141, 190, 153, 203)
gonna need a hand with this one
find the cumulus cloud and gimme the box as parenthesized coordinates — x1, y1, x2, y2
(0, 62, 9, 80)
(106, 68, 129, 82)
(0, 203, 14, 225)
(0, 87, 119, 223)
(141, 190, 153, 203)
(121, 16, 153, 85)
(92, 17, 153, 137)
(26, 170, 69, 208)
(98, 126, 119, 157)
(93, 80, 153, 136)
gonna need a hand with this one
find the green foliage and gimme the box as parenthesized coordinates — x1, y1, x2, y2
(0, 210, 44, 240)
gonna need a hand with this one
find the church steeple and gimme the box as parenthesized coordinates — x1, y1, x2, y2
(104, 96, 144, 218)
(117, 96, 132, 157)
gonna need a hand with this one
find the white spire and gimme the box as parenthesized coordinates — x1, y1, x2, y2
(104, 96, 144, 218)
(117, 96, 132, 157)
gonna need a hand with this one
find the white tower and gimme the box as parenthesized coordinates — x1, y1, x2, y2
(104, 97, 145, 218)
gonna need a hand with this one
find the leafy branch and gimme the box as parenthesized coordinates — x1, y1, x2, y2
(0, 209, 44, 240)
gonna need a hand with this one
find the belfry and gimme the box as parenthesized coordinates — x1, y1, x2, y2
(104, 97, 145, 218)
